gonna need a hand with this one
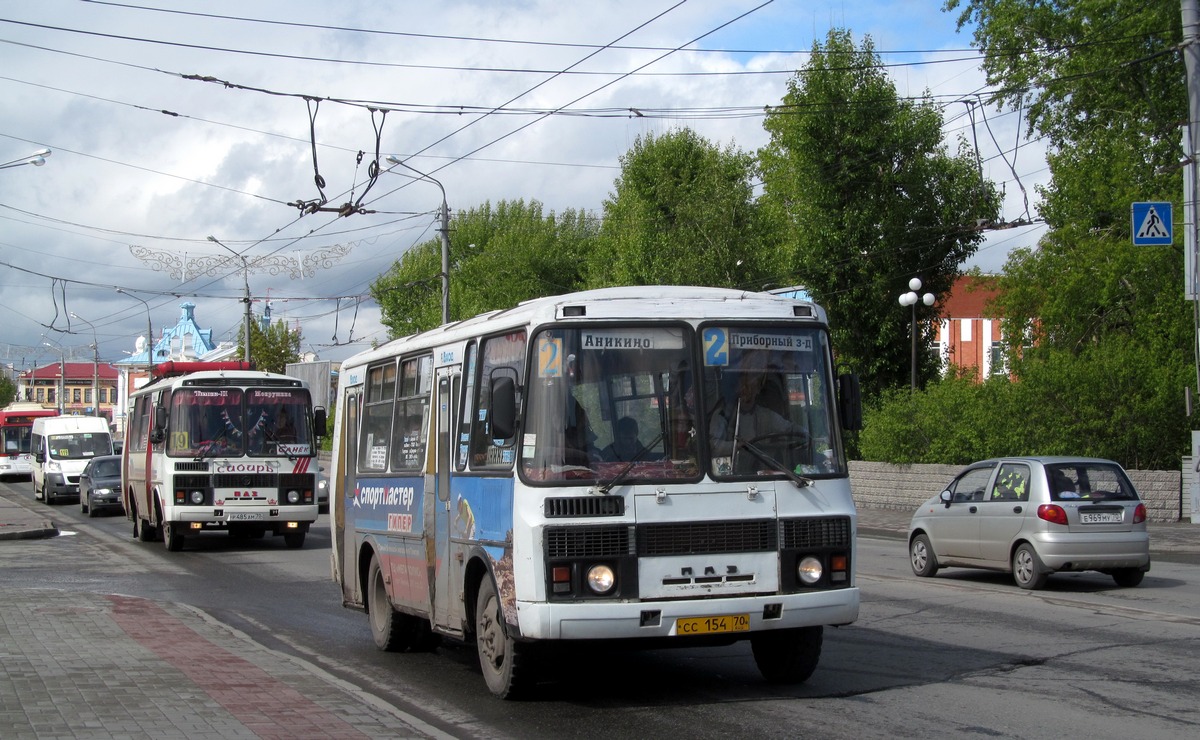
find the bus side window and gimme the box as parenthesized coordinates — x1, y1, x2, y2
(359, 361, 396, 472)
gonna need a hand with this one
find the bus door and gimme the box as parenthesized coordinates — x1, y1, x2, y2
(431, 365, 462, 633)
(336, 388, 360, 601)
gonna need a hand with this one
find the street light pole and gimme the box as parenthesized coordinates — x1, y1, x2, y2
(116, 288, 154, 375)
(208, 236, 253, 364)
(0, 147, 51, 171)
(69, 313, 100, 417)
(385, 155, 451, 324)
(898, 278, 936, 391)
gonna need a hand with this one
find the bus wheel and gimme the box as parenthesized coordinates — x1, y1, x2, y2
(475, 576, 533, 699)
(163, 522, 184, 552)
(751, 626, 823, 684)
(283, 531, 306, 549)
(368, 554, 407, 651)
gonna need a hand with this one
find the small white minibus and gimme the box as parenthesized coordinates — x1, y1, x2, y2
(31, 415, 113, 504)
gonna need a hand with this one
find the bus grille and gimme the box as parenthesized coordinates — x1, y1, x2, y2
(214, 473, 277, 488)
(545, 525, 633, 558)
(638, 520, 776, 556)
(544, 496, 625, 518)
(780, 517, 852, 549)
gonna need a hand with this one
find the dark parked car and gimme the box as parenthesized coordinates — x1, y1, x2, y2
(907, 456, 1150, 589)
(80, 454, 123, 517)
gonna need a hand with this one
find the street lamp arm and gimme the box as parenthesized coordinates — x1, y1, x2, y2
(384, 155, 451, 324)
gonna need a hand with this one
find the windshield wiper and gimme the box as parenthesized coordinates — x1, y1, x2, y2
(735, 438, 814, 488)
(597, 433, 664, 494)
(193, 436, 227, 463)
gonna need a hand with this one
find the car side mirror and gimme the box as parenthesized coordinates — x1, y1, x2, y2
(940, 489, 952, 508)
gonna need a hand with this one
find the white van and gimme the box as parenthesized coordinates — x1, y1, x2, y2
(31, 415, 113, 504)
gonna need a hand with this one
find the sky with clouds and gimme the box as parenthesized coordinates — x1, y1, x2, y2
(0, 0, 1048, 373)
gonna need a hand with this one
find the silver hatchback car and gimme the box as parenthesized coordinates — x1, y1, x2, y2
(907, 456, 1150, 589)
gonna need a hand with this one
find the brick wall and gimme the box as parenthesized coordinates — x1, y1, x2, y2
(849, 461, 1187, 523)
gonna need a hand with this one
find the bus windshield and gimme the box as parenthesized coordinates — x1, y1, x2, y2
(167, 387, 314, 457)
(2, 427, 33, 455)
(522, 325, 700, 483)
(701, 324, 841, 479)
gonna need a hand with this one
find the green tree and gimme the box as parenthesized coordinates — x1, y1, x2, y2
(944, 0, 1192, 465)
(759, 29, 999, 398)
(587, 129, 769, 289)
(371, 200, 596, 336)
(0, 375, 16, 407)
(238, 318, 301, 374)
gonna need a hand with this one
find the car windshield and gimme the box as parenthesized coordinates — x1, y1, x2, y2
(1045, 463, 1138, 502)
(47, 433, 109, 460)
(92, 458, 121, 478)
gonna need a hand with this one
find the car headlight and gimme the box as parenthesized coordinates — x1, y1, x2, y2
(286, 489, 301, 504)
(189, 490, 205, 505)
(797, 556, 823, 585)
(585, 564, 616, 595)
(96, 487, 113, 495)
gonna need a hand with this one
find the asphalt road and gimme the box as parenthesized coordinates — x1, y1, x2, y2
(4, 481, 1199, 739)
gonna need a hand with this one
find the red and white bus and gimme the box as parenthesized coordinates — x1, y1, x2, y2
(124, 361, 326, 552)
(0, 401, 59, 481)
(329, 286, 863, 698)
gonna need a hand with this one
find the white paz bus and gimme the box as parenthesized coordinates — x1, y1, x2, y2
(329, 286, 863, 698)
(124, 361, 326, 552)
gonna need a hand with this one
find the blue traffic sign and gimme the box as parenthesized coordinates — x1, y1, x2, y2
(1131, 201, 1173, 245)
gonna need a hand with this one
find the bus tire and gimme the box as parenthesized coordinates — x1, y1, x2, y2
(283, 531, 306, 549)
(751, 625, 823, 684)
(475, 575, 533, 699)
(163, 522, 184, 552)
(368, 554, 406, 651)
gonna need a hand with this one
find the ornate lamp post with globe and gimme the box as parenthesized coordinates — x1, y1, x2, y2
(898, 278, 936, 391)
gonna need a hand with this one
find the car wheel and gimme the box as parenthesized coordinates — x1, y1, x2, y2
(909, 533, 940, 577)
(1111, 568, 1145, 587)
(1012, 543, 1048, 590)
(476, 575, 534, 699)
(751, 626, 823, 684)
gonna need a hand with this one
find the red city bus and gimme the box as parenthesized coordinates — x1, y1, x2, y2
(0, 402, 59, 481)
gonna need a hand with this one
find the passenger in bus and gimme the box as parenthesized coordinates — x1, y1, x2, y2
(600, 417, 649, 462)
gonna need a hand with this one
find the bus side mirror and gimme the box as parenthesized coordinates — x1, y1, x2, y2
(490, 376, 517, 440)
(838, 373, 862, 431)
(149, 406, 167, 444)
(35, 452, 44, 463)
(313, 407, 327, 439)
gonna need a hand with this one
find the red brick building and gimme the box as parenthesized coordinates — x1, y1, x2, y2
(932, 275, 1006, 379)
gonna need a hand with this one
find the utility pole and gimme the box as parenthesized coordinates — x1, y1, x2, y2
(1184, 0, 1200, 390)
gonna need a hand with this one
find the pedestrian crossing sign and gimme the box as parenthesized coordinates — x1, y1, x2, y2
(1131, 201, 1173, 245)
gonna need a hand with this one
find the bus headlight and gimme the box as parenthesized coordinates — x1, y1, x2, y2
(797, 556, 823, 585)
(189, 490, 205, 505)
(286, 489, 301, 504)
(585, 564, 615, 595)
